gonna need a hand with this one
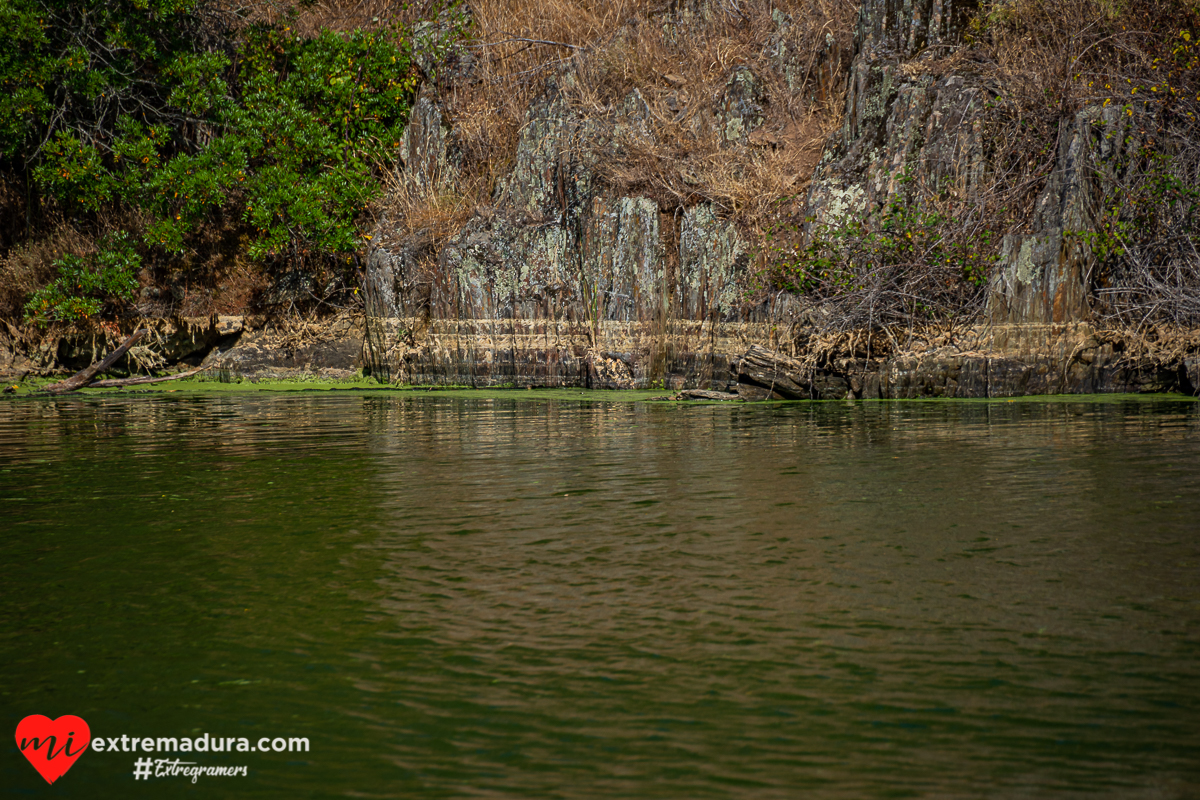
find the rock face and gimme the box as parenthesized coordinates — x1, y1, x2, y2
(804, 0, 1131, 335)
(803, 0, 1145, 336)
(718, 67, 767, 142)
(356, 0, 1198, 397)
(205, 316, 364, 382)
(399, 84, 458, 193)
(806, 0, 985, 225)
(987, 105, 1141, 325)
(365, 75, 771, 389)
(365, 0, 1002, 392)
(769, 8, 846, 102)
(733, 329, 1197, 399)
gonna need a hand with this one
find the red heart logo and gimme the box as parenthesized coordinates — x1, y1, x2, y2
(15, 715, 91, 784)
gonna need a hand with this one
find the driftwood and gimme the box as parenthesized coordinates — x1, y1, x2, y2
(733, 345, 812, 399)
(41, 329, 148, 394)
(88, 365, 209, 388)
(734, 345, 864, 400)
(678, 389, 739, 401)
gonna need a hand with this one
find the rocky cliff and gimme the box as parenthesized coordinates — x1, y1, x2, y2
(363, 72, 767, 390)
(355, 0, 1198, 396)
(5, 0, 1197, 396)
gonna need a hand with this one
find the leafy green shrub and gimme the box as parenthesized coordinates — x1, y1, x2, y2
(21, 8, 435, 254)
(92, 22, 430, 260)
(23, 232, 141, 325)
(1, 0, 465, 320)
(1, 0, 218, 169)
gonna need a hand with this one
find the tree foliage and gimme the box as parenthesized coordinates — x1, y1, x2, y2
(23, 231, 141, 324)
(0, 0, 463, 325)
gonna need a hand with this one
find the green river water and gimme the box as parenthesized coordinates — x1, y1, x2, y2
(2, 392, 1198, 798)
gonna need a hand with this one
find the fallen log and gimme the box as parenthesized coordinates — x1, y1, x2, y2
(678, 389, 739, 401)
(88, 365, 209, 388)
(733, 345, 859, 400)
(733, 345, 812, 399)
(41, 329, 148, 394)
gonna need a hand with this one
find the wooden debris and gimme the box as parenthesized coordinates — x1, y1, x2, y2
(732, 345, 811, 399)
(88, 365, 209, 389)
(41, 329, 148, 394)
(678, 389, 739, 401)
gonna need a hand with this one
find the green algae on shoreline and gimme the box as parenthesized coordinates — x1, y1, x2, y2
(1, 375, 1196, 404)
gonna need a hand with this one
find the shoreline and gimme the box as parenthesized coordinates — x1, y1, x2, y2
(2, 376, 1196, 404)
(4, 313, 1199, 399)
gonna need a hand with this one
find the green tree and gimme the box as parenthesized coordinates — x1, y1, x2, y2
(0, 0, 464, 325)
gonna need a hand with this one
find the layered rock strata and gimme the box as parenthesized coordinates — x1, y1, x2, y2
(731, 327, 1198, 400)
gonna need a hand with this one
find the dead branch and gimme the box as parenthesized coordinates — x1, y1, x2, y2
(467, 36, 585, 50)
(87, 365, 210, 388)
(41, 329, 148, 394)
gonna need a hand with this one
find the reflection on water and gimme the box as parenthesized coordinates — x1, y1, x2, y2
(1, 394, 1198, 798)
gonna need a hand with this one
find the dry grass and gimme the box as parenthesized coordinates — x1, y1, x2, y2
(387, 0, 858, 254)
(561, 0, 848, 213)
(970, 0, 1200, 325)
(373, 171, 487, 291)
(381, 172, 483, 247)
(0, 225, 96, 322)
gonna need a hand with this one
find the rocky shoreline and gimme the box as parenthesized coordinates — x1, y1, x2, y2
(349, 0, 1198, 396)
(3, 0, 1198, 399)
(0, 315, 365, 385)
(3, 314, 1196, 399)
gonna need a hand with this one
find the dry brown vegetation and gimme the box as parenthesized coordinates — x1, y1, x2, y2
(394, 0, 858, 250)
(974, 0, 1200, 326)
(0, 226, 94, 323)
(752, 0, 1200, 343)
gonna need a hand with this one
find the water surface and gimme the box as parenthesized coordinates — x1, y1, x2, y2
(2, 393, 1198, 798)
